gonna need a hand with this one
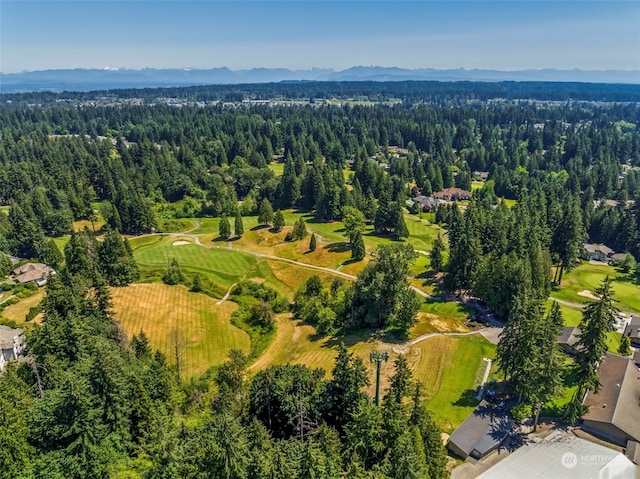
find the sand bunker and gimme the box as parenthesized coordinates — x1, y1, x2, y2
(577, 290, 599, 300)
(172, 240, 191, 246)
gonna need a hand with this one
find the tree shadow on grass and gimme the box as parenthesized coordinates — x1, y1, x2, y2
(212, 236, 227, 242)
(313, 327, 406, 348)
(341, 258, 362, 267)
(250, 224, 270, 231)
(615, 269, 640, 285)
(305, 216, 334, 225)
(453, 388, 481, 408)
(327, 242, 351, 253)
(364, 231, 405, 243)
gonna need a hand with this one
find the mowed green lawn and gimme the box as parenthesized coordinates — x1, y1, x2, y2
(545, 300, 623, 354)
(111, 283, 250, 377)
(551, 262, 640, 314)
(412, 334, 496, 433)
(267, 162, 284, 177)
(130, 235, 256, 289)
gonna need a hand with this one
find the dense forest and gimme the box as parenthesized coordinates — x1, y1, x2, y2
(4, 80, 640, 104)
(0, 82, 639, 477)
(0, 86, 638, 269)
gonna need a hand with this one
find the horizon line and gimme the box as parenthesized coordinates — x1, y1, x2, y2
(3, 65, 640, 75)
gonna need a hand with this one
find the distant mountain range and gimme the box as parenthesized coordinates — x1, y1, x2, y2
(2, 66, 639, 93)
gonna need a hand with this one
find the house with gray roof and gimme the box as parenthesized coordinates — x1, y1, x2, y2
(557, 326, 582, 355)
(582, 243, 615, 262)
(448, 400, 512, 460)
(581, 353, 640, 447)
(623, 316, 640, 347)
(413, 195, 441, 212)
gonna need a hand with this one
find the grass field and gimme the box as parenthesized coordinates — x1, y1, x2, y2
(131, 236, 257, 289)
(112, 283, 250, 377)
(129, 233, 352, 300)
(470, 180, 484, 191)
(551, 262, 640, 314)
(191, 218, 223, 235)
(73, 218, 105, 232)
(156, 218, 195, 233)
(411, 334, 497, 432)
(171, 211, 442, 278)
(52, 235, 71, 254)
(267, 162, 285, 177)
(2, 290, 45, 326)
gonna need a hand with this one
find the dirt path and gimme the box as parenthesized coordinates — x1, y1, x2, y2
(181, 219, 200, 234)
(551, 297, 587, 310)
(216, 282, 237, 305)
(0, 294, 17, 305)
(404, 328, 498, 348)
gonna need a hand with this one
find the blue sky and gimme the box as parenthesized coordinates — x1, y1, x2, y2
(1, 1, 639, 73)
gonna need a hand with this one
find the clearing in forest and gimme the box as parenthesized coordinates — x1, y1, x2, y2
(111, 283, 250, 377)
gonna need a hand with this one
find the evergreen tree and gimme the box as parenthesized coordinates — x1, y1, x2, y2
(309, 233, 317, 252)
(163, 256, 184, 285)
(385, 355, 412, 405)
(393, 205, 409, 240)
(276, 154, 301, 208)
(619, 335, 632, 356)
(41, 238, 64, 270)
(430, 234, 445, 272)
(98, 228, 139, 286)
(234, 211, 244, 238)
(570, 277, 619, 421)
(273, 210, 285, 232)
(110, 203, 122, 231)
(219, 215, 231, 240)
(551, 196, 585, 284)
(324, 343, 369, 431)
(386, 428, 429, 479)
(530, 301, 565, 430)
(409, 384, 448, 479)
(191, 274, 203, 293)
(496, 290, 543, 403)
(374, 190, 392, 235)
(258, 198, 274, 226)
(291, 217, 308, 240)
(64, 228, 100, 282)
(351, 231, 366, 261)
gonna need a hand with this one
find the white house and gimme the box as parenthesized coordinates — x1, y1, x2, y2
(0, 325, 25, 371)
